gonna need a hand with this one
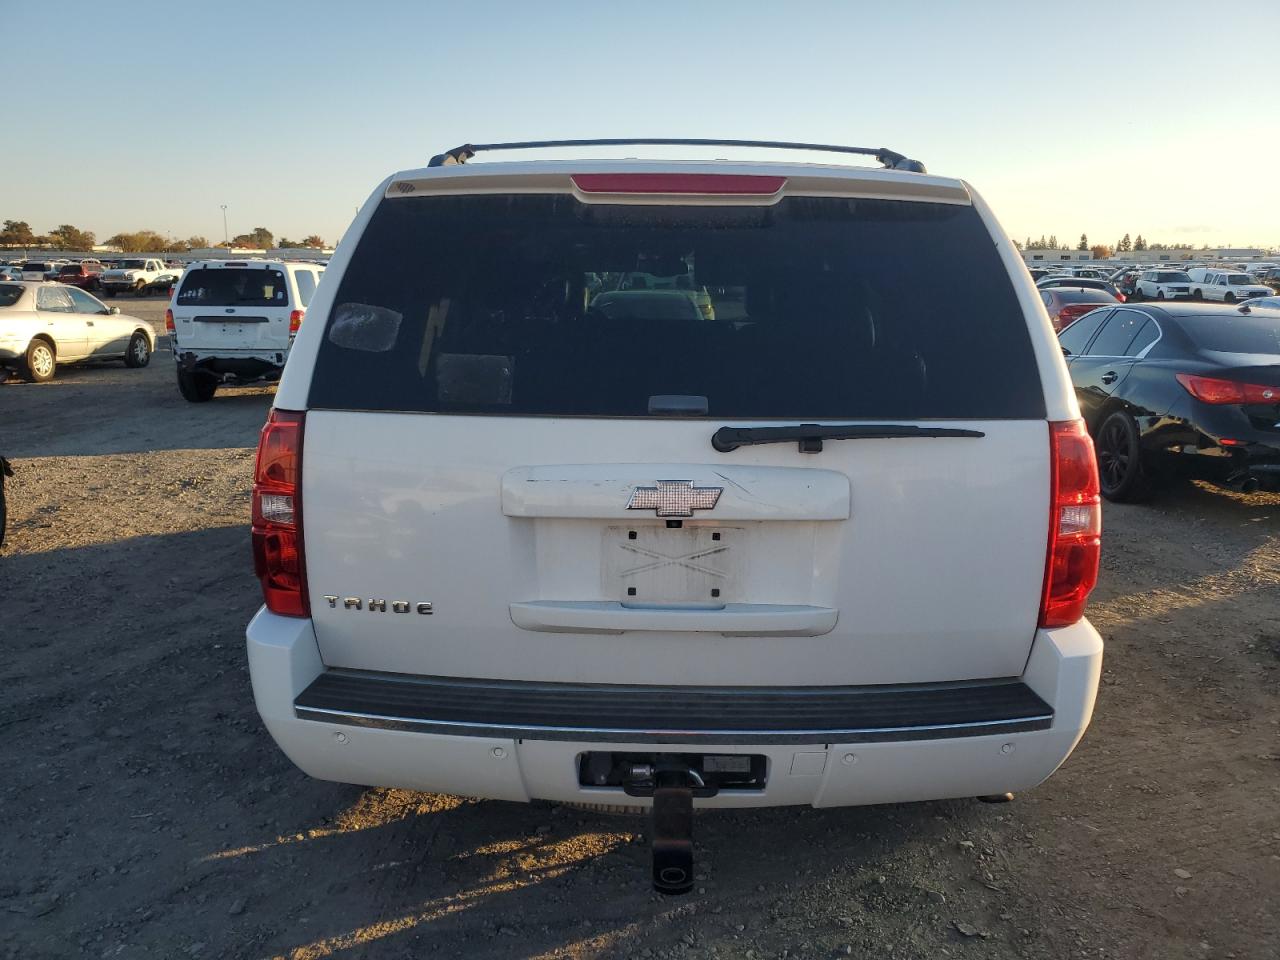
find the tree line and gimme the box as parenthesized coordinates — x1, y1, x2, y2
(0, 220, 325, 253)
(1016, 232, 1218, 259)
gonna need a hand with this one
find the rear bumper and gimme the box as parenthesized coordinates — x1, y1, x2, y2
(246, 610, 1102, 808)
(177, 350, 286, 380)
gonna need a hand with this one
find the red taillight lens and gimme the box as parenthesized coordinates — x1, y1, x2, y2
(1116, 293, 1126, 302)
(1040, 420, 1101, 628)
(1057, 303, 1103, 328)
(251, 409, 308, 616)
(571, 173, 786, 195)
(289, 309, 304, 334)
(1176, 373, 1279, 405)
(164, 308, 175, 333)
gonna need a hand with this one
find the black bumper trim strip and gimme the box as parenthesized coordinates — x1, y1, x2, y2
(293, 671, 1053, 745)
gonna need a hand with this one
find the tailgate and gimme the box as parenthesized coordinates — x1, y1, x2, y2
(293, 177, 1054, 689)
(302, 414, 1048, 686)
(173, 264, 292, 351)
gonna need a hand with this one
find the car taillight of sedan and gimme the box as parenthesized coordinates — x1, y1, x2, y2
(1056, 303, 1106, 330)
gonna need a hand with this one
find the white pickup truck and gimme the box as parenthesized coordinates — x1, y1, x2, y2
(1186, 268, 1273, 303)
(100, 258, 183, 297)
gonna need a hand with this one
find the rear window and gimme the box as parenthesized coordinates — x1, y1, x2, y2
(1156, 272, 1190, 282)
(118, 259, 147, 270)
(0, 284, 23, 307)
(23, 263, 49, 272)
(309, 193, 1045, 419)
(177, 268, 290, 307)
(57, 265, 81, 275)
(1180, 315, 1280, 355)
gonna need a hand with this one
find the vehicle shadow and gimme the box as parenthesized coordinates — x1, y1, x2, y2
(1, 525, 985, 960)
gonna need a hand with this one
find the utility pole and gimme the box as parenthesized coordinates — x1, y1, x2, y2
(220, 205, 229, 246)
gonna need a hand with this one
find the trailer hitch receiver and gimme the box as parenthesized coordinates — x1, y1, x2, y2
(623, 761, 714, 895)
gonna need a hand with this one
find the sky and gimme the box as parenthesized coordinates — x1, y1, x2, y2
(3, 0, 1277, 251)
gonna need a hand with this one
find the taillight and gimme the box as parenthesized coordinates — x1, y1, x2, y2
(251, 409, 308, 616)
(1175, 373, 1278, 405)
(572, 173, 786, 195)
(289, 309, 304, 334)
(1116, 293, 1126, 302)
(164, 308, 175, 333)
(1057, 303, 1103, 328)
(1040, 420, 1101, 628)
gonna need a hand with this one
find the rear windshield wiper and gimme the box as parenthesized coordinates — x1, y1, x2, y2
(711, 423, 985, 454)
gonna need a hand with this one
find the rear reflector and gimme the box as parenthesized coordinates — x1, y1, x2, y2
(1176, 373, 1278, 405)
(289, 309, 304, 334)
(164, 308, 175, 333)
(1039, 420, 1101, 628)
(571, 173, 786, 195)
(251, 409, 308, 617)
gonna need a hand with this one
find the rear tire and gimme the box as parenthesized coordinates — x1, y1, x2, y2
(124, 332, 151, 368)
(1130, 289, 1143, 302)
(177, 368, 216, 402)
(1096, 409, 1153, 503)
(1224, 292, 1236, 303)
(23, 339, 56, 383)
(134, 281, 146, 297)
(1192, 289, 1202, 300)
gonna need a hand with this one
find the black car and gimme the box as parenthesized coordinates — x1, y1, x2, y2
(1058, 302, 1280, 501)
(1037, 276, 1125, 300)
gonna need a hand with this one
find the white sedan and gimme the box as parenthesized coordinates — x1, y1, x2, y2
(0, 281, 155, 382)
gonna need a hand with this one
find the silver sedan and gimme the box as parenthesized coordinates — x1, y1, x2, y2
(0, 281, 155, 382)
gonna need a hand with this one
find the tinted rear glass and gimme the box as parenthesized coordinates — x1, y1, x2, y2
(177, 268, 289, 307)
(1180, 315, 1280, 355)
(23, 263, 49, 271)
(309, 194, 1044, 419)
(0, 284, 23, 307)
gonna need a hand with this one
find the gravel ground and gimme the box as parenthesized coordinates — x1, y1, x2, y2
(2, 298, 1278, 959)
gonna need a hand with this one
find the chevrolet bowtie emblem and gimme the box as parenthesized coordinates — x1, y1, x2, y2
(626, 480, 723, 518)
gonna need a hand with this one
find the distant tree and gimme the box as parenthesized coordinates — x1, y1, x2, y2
(1118, 233, 1132, 252)
(1012, 237, 1023, 250)
(1047, 235, 1058, 250)
(105, 230, 170, 253)
(1077, 233, 1089, 251)
(0, 220, 36, 246)
(230, 227, 273, 248)
(49, 224, 96, 250)
(1133, 235, 1148, 251)
(1090, 244, 1113, 260)
(302, 234, 325, 248)
(186, 235, 208, 250)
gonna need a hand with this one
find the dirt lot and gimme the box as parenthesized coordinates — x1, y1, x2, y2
(2, 298, 1278, 959)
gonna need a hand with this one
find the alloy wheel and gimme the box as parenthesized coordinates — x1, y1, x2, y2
(1097, 417, 1131, 493)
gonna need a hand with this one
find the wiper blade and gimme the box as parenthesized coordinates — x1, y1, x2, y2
(711, 423, 985, 454)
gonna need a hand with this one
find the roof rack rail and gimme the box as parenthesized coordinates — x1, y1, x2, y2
(427, 138, 926, 173)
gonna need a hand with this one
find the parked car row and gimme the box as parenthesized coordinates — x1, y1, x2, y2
(0, 256, 185, 295)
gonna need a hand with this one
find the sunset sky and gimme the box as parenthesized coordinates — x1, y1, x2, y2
(4, 0, 1277, 250)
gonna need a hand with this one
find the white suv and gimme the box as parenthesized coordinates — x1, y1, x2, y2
(166, 259, 323, 401)
(244, 139, 1103, 893)
(1134, 269, 1193, 301)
